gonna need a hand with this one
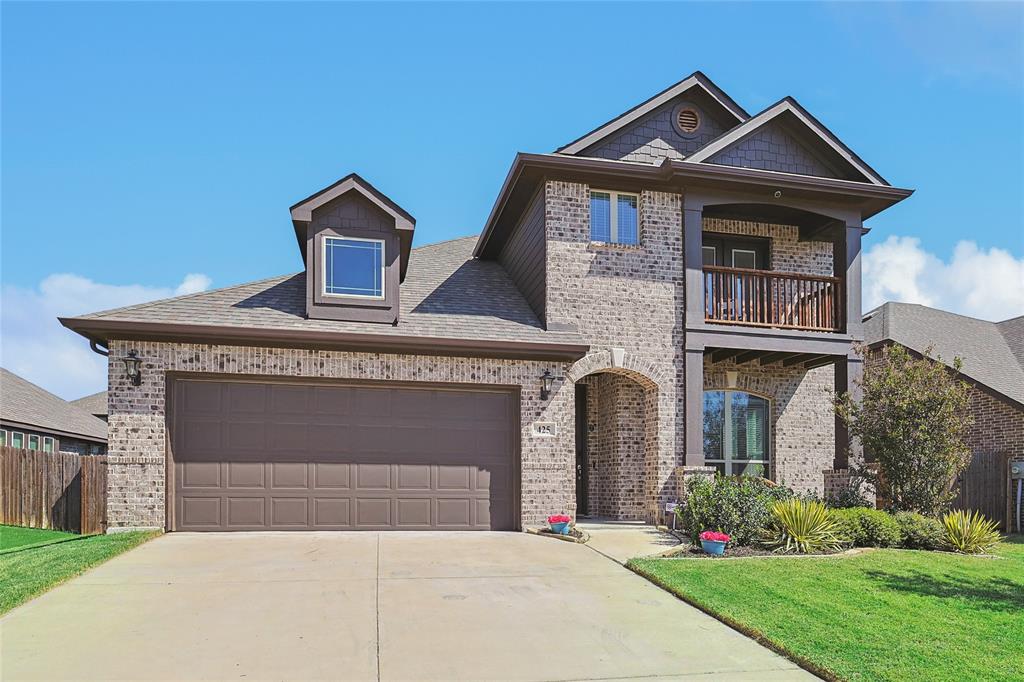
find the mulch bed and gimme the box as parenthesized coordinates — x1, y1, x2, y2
(665, 544, 850, 559)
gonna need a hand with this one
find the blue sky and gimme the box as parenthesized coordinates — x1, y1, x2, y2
(2, 1, 1023, 398)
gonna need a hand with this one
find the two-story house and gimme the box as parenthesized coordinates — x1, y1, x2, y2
(62, 72, 913, 532)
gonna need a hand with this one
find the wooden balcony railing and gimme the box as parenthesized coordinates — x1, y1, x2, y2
(703, 266, 843, 332)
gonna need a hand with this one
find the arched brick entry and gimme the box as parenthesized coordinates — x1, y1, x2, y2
(567, 351, 666, 521)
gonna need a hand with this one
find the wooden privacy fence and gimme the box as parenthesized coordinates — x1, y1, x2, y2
(951, 451, 1013, 530)
(0, 446, 107, 534)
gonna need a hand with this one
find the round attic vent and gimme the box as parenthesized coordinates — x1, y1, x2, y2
(676, 108, 700, 133)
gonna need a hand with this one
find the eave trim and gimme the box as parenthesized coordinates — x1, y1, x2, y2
(60, 318, 591, 362)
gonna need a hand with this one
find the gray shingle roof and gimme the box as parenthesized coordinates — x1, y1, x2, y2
(863, 302, 1024, 407)
(73, 236, 582, 346)
(71, 390, 108, 419)
(0, 369, 108, 442)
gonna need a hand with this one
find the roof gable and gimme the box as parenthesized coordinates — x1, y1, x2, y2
(0, 368, 108, 442)
(863, 303, 1024, 407)
(289, 173, 416, 280)
(556, 71, 749, 156)
(686, 98, 888, 185)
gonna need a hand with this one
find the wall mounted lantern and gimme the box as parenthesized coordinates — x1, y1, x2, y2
(540, 369, 558, 401)
(122, 350, 143, 387)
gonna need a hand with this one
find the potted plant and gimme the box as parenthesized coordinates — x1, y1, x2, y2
(548, 514, 572, 535)
(699, 530, 730, 556)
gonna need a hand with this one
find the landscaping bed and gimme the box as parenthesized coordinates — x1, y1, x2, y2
(0, 529, 159, 614)
(629, 536, 1024, 682)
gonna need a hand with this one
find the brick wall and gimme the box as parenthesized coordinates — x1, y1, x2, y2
(703, 217, 834, 276)
(704, 358, 836, 494)
(104, 340, 576, 530)
(585, 373, 647, 519)
(545, 181, 685, 519)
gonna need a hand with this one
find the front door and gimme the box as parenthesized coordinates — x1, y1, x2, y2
(575, 384, 589, 515)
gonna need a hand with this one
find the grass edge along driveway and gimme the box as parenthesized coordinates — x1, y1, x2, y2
(628, 537, 1024, 682)
(0, 529, 158, 614)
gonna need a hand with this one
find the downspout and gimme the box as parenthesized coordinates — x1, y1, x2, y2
(89, 340, 110, 357)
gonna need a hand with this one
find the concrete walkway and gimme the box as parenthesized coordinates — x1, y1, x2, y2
(577, 518, 682, 564)
(1, 532, 814, 681)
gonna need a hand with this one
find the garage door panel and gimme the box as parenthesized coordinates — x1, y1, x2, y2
(270, 462, 309, 489)
(226, 462, 264, 488)
(314, 498, 350, 526)
(270, 385, 310, 413)
(172, 380, 516, 531)
(396, 464, 431, 490)
(227, 497, 265, 527)
(180, 461, 222, 488)
(271, 498, 309, 527)
(226, 383, 267, 413)
(182, 420, 222, 453)
(181, 497, 223, 527)
(396, 498, 432, 526)
(355, 498, 391, 526)
(314, 462, 351, 488)
(355, 463, 391, 490)
(226, 421, 266, 451)
(436, 498, 472, 527)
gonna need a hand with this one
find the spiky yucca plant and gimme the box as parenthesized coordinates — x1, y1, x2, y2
(761, 499, 843, 554)
(941, 509, 1001, 554)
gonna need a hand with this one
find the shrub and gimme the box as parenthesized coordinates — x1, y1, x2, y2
(942, 509, 1001, 554)
(831, 507, 901, 548)
(676, 475, 795, 546)
(834, 344, 973, 516)
(760, 499, 843, 554)
(895, 511, 945, 550)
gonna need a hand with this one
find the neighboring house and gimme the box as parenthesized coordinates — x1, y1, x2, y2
(72, 390, 108, 421)
(864, 303, 1024, 526)
(61, 71, 914, 532)
(0, 368, 108, 455)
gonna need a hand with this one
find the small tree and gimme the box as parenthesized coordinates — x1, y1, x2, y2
(834, 344, 973, 517)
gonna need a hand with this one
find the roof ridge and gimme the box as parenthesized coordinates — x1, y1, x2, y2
(80, 273, 299, 320)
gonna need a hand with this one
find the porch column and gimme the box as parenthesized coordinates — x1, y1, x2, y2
(834, 351, 864, 469)
(834, 219, 863, 339)
(683, 197, 705, 328)
(684, 347, 705, 466)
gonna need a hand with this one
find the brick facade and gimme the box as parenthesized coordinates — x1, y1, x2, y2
(105, 339, 576, 530)
(546, 181, 684, 520)
(105, 183, 855, 530)
(703, 358, 837, 494)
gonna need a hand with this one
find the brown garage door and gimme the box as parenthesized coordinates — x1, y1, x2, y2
(169, 378, 517, 531)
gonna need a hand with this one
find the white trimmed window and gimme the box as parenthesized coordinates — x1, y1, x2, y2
(27, 434, 40, 451)
(590, 190, 639, 245)
(0, 430, 6, 446)
(11, 432, 24, 449)
(43, 437, 55, 453)
(704, 390, 770, 477)
(323, 236, 385, 298)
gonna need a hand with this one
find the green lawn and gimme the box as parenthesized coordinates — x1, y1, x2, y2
(629, 537, 1024, 682)
(0, 525, 78, 552)
(0, 530, 158, 614)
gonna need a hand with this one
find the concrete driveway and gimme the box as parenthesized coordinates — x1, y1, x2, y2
(2, 532, 814, 681)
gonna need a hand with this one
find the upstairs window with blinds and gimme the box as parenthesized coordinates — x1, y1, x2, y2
(590, 190, 639, 245)
(703, 390, 770, 477)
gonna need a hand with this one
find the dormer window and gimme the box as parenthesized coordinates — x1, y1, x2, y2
(590, 190, 639, 245)
(323, 236, 385, 298)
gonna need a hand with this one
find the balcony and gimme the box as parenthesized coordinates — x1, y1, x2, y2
(703, 266, 843, 333)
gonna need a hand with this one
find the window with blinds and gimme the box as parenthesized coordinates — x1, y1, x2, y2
(703, 390, 771, 477)
(590, 190, 639, 245)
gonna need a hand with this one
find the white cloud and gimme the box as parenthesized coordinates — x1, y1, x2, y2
(863, 236, 1024, 321)
(1, 273, 211, 400)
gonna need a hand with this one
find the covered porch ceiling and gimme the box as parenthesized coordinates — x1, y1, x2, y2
(701, 203, 848, 242)
(704, 346, 840, 370)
